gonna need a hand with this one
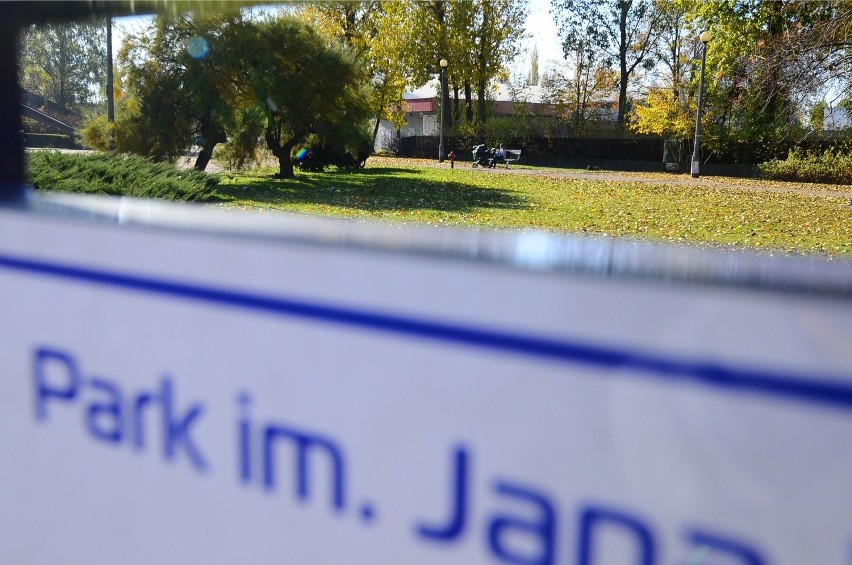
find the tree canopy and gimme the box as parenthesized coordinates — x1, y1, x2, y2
(60, 0, 852, 170)
(19, 21, 107, 116)
(295, 2, 408, 142)
(552, 0, 661, 125)
(628, 0, 852, 158)
(372, 0, 525, 129)
(96, 12, 371, 178)
(116, 12, 246, 168)
(237, 16, 372, 177)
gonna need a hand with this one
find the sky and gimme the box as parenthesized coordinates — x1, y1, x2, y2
(524, 0, 563, 67)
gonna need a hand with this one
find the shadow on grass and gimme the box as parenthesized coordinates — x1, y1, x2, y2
(210, 167, 525, 212)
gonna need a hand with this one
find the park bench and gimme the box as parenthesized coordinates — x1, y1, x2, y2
(471, 146, 522, 169)
(503, 149, 521, 168)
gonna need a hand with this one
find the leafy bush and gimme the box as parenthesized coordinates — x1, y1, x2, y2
(78, 113, 111, 150)
(759, 146, 852, 184)
(480, 114, 535, 147)
(213, 109, 268, 171)
(291, 126, 372, 172)
(26, 151, 219, 202)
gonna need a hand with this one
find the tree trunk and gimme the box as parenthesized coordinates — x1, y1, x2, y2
(476, 2, 489, 128)
(372, 116, 381, 146)
(453, 84, 460, 125)
(344, 6, 356, 47)
(761, 1, 785, 129)
(574, 51, 583, 130)
(194, 142, 216, 171)
(194, 119, 225, 171)
(276, 151, 295, 178)
(265, 126, 295, 178)
(477, 79, 486, 128)
(464, 81, 473, 123)
(263, 121, 296, 179)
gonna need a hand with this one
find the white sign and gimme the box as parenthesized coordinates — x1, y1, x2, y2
(1, 200, 851, 564)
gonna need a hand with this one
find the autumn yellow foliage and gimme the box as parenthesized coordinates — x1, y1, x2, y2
(631, 88, 696, 140)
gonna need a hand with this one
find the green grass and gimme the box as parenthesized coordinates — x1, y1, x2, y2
(25, 151, 852, 257)
(213, 161, 852, 257)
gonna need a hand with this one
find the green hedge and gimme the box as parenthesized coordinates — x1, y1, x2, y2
(26, 151, 219, 202)
(24, 133, 82, 149)
(758, 147, 852, 185)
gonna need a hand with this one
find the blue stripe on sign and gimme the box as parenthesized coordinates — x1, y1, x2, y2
(1, 252, 851, 413)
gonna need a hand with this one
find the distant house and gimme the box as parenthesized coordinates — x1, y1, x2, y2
(374, 80, 619, 152)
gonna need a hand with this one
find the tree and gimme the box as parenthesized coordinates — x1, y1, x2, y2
(809, 100, 827, 133)
(373, 0, 524, 131)
(628, 0, 701, 165)
(631, 87, 695, 138)
(236, 16, 372, 178)
(669, 1, 852, 155)
(296, 1, 408, 144)
(373, 1, 456, 127)
(19, 21, 107, 115)
(527, 45, 540, 86)
(839, 96, 852, 125)
(98, 13, 371, 178)
(117, 12, 246, 169)
(551, 0, 662, 125)
(653, 0, 692, 101)
(620, 0, 836, 160)
(470, 0, 526, 126)
(541, 53, 618, 134)
(685, 0, 796, 150)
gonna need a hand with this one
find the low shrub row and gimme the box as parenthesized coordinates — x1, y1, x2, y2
(291, 132, 372, 172)
(759, 147, 852, 185)
(26, 151, 220, 202)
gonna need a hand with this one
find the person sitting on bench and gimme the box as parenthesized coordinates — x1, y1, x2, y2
(489, 144, 506, 168)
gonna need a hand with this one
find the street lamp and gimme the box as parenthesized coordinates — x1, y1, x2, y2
(691, 30, 713, 178)
(438, 58, 448, 163)
(106, 17, 114, 151)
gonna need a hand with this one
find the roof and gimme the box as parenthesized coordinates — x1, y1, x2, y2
(404, 80, 547, 104)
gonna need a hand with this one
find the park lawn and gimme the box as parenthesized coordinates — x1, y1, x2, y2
(213, 161, 852, 257)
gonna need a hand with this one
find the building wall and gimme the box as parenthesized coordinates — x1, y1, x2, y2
(374, 96, 621, 152)
(374, 110, 439, 152)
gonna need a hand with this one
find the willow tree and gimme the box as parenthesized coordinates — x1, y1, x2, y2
(236, 16, 372, 178)
(117, 11, 246, 169)
(107, 12, 371, 176)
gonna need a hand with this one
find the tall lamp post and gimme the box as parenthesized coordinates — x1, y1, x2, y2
(438, 58, 448, 163)
(691, 30, 713, 178)
(106, 17, 114, 151)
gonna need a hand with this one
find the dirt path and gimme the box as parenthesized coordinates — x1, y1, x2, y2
(176, 151, 852, 200)
(368, 156, 852, 199)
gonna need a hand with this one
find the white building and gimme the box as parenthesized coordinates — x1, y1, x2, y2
(374, 81, 563, 152)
